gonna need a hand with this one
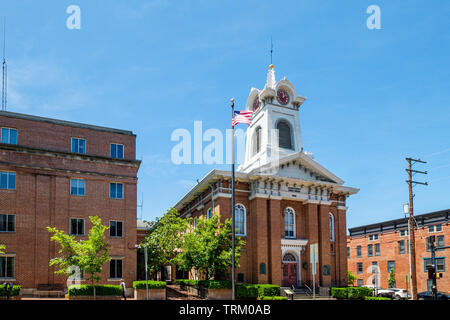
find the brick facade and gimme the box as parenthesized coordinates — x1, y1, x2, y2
(347, 210, 450, 293)
(0, 111, 140, 292)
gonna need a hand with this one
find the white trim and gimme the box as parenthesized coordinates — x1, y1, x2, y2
(234, 203, 247, 237)
(329, 212, 335, 242)
(284, 207, 296, 239)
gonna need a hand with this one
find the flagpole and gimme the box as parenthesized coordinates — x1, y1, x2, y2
(230, 98, 236, 301)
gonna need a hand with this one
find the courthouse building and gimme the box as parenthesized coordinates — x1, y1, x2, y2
(0, 111, 140, 295)
(347, 209, 449, 293)
(174, 65, 359, 288)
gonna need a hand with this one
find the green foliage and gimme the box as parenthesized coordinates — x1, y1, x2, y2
(257, 284, 281, 298)
(0, 244, 5, 254)
(331, 287, 348, 299)
(199, 280, 232, 289)
(177, 212, 245, 280)
(47, 216, 111, 299)
(348, 270, 358, 286)
(388, 269, 396, 288)
(133, 281, 166, 289)
(364, 296, 391, 300)
(236, 284, 259, 299)
(68, 285, 122, 296)
(0, 285, 21, 297)
(331, 287, 374, 299)
(141, 208, 190, 276)
(260, 296, 288, 300)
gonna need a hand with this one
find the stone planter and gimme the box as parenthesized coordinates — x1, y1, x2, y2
(68, 295, 122, 300)
(134, 288, 166, 300)
(206, 288, 232, 300)
(0, 295, 21, 300)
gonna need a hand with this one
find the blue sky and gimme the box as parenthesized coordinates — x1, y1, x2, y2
(1, 1, 450, 229)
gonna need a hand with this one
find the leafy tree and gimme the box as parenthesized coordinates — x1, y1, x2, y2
(388, 269, 396, 288)
(177, 212, 245, 280)
(47, 216, 111, 299)
(141, 208, 190, 278)
(348, 270, 358, 286)
(0, 244, 5, 254)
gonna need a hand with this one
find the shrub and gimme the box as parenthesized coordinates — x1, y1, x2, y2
(68, 285, 123, 296)
(173, 279, 188, 285)
(260, 296, 288, 300)
(199, 280, 232, 289)
(236, 284, 259, 299)
(257, 284, 281, 298)
(365, 296, 391, 301)
(331, 287, 348, 299)
(0, 285, 21, 297)
(133, 281, 166, 290)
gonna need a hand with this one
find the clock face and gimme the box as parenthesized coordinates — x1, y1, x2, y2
(252, 97, 260, 111)
(276, 89, 290, 105)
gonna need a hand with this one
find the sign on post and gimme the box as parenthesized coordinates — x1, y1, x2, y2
(310, 243, 318, 299)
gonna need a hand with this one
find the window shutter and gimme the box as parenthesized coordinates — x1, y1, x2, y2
(277, 121, 292, 149)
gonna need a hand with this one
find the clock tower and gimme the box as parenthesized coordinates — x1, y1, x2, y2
(239, 64, 307, 173)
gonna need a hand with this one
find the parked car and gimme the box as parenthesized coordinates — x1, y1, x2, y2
(417, 291, 449, 300)
(390, 288, 411, 300)
(377, 288, 395, 298)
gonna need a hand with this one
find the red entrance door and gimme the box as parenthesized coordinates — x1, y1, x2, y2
(282, 263, 297, 287)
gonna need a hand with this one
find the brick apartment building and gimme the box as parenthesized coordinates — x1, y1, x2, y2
(0, 110, 140, 295)
(173, 65, 359, 288)
(347, 209, 449, 293)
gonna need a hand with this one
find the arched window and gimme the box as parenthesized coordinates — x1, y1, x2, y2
(282, 253, 297, 262)
(207, 208, 212, 219)
(253, 127, 261, 155)
(284, 207, 296, 238)
(277, 120, 292, 150)
(329, 213, 335, 242)
(235, 204, 246, 236)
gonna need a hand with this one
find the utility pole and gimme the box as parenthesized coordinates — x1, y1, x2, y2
(405, 157, 428, 300)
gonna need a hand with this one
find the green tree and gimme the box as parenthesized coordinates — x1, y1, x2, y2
(388, 269, 396, 288)
(47, 216, 111, 299)
(141, 208, 190, 278)
(348, 270, 358, 286)
(177, 212, 245, 280)
(0, 244, 5, 254)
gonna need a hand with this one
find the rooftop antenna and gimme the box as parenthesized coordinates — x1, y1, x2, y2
(137, 192, 144, 221)
(270, 36, 273, 65)
(1, 17, 7, 111)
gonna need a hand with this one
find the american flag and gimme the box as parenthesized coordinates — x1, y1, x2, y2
(232, 110, 253, 127)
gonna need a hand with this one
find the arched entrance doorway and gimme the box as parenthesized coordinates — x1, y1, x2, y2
(282, 253, 298, 287)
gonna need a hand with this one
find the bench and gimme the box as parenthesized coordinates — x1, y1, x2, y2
(36, 284, 65, 298)
(284, 289, 295, 300)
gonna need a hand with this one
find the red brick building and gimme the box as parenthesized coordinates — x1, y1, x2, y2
(347, 209, 450, 293)
(173, 65, 358, 289)
(0, 110, 140, 295)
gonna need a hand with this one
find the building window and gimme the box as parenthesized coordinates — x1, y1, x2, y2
(357, 263, 363, 274)
(253, 127, 261, 155)
(371, 261, 378, 274)
(237, 273, 244, 282)
(207, 208, 212, 220)
(357, 279, 364, 287)
(193, 218, 197, 229)
(110, 221, 123, 238)
(398, 240, 405, 254)
(387, 261, 396, 272)
(70, 179, 85, 196)
(368, 244, 373, 257)
(375, 243, 380, 256)
(70, 218, 84, 236)
(0, 256, 14, 279)
(400, 229, 408, 237)
(284, 207, 295, 238)
(437, 235, 445, 248)
(356, 246, 362, 258)
(1, 128, 17, 145)
(277, 120, 292, 150)
(71, 138, 86, 154)
(110, 144, 124, 159)
(0, 214, 15, 232)
(428, 224, 442, 233)
(347, 247, 350, 258)
(424, 257, 445, 273)
(110, 259, 123, 279)
(235, 204, 246, 236)
(110, 183, 123, 199)
(329, 213, 335, 242)
(0, 171, 16, 190)
(368, 234, 379, 241)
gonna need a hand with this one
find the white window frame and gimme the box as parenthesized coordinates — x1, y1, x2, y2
(71, 137, 86, 154)
(0, 214, 16, 232)
(0, 171, 16, 190)
(207, 208, 212, 220)
(70, 178, 85, 196)
(284, 207, 296, 239)
(110, 220, 124, 238)
(329, 213, 335, 242)
(110, 182, 124, 199)
(1, 127, 18, 145)
(70, 218, 85, 236)
(109, 258, 123, 280)
(0, 255, 15, 279)
(234, 204, 246, 237)
(110, 143, 124, 159)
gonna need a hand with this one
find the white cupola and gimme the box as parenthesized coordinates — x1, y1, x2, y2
(239, 64, 306, 173)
